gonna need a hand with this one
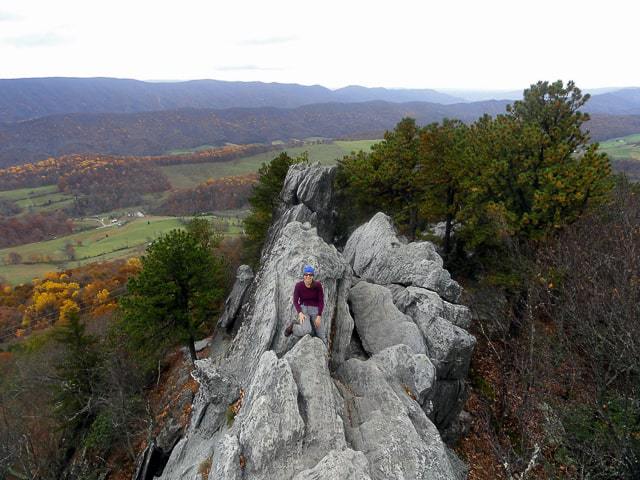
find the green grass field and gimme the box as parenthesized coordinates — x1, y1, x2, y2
(0, 215, 242, 285)
(0, 184, 59, 200)
(599, 134, 640, 161)
(161, 140, 380, 189)
(0, 184, 75, 214)
(165, 144, 221, 155)
(0, 139, 379, 283)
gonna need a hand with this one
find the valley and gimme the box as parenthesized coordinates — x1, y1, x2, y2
(0, 139, 378, 285)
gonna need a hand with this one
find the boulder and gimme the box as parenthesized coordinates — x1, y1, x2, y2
(388, 285, 475, 379)
(155, 360, 239, 480)
(280, 163, 336, 215)
(336, 357, 457, 480)
(371, 344, 437, 407)
(278, 163, 337, 244)
(431, 379, 468, 431)
(329, 268, 356, 368)
(262, 203, 316, 257)
(389, 284, 472, 329)
(417, 317, 476, 380)
(348, 281, 426, 356)
(343, 213, 461, 302)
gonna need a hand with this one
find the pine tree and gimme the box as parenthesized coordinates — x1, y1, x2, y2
(52, 311, 102, 434)
(119, 229, 224, 366)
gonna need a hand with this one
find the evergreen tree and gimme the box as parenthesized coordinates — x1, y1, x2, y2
(417, 118, 470, 256)
(461, 80, 612, 249)
(119, 229, 225, 366)
(52, 312, 103, 435)
(186, 216, 223, 252)
(337, 118, 423, 239)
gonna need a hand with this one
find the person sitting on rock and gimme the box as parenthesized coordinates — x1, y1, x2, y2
(285, 265, 326, 344)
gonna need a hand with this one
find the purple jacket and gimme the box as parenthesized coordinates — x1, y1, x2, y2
(293, 280, 324, 315)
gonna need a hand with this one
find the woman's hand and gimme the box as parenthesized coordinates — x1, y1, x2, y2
(298, 311, 305, 324)
(314, 316, 321, 329)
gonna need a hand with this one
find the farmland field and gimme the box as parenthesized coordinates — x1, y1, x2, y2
(599, 133, 640, 160)
(161, 139, 380, 189)
(0, 215, 242, 285)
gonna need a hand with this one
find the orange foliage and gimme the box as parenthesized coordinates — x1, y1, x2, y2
(0, 144, 271, 191)
(156, 173, 257, 215)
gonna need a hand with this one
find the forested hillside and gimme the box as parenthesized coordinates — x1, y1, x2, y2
(0, 100, 508, 167)
(1, 100, 637, 168)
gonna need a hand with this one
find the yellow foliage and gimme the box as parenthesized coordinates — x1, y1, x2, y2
(33, 292, 57, 313)
(96, 289, 110, 303)
(126, 257, 142, 271)
(59, 299, 80, 324)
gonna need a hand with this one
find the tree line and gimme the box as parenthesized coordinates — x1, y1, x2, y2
(336, 80, 612, 269)
(154, 173, 257, 216)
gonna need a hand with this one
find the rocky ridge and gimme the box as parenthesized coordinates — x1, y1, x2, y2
(139, 163, 476, 479)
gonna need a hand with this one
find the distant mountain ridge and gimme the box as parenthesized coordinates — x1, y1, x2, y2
(0, 77, 464, 123)
(0, 100, 509, 167)
(0, 98, 633, 168)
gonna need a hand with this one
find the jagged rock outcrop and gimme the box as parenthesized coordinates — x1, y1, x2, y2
(150, 164, 474, 480)
(343, 212, 462, 302)
(218, 265, 254, 329)
(349, 281, 427, 355)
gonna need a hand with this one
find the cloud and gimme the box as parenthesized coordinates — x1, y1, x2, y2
(215, 64, 284, 72)
(3, 32, 69, 48)
(237, 35, 297, 46)
(0, 11, 21, 22)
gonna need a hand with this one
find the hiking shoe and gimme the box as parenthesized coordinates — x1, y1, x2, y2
(284, 323, 294, 337)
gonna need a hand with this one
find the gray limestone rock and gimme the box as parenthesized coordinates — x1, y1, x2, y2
(211, 435, 242, 480)
(292, 449, 372, 480)
(156, 360, 239, 480)
(262, 203, 316, 256)
(218, 265, 254, 329)
(415, 316, 476, 380)
(236, 350, 305, 479)
(278, 163, 337, 244)
(348, 281, 427, 355)
(371, 344, 437, 407)
(389, 284, 471, 330)
(284, 336, 347, 469)
(330, 268, 356, 368)
(222, 221, 348, 383)
(154, 165, 472, 480)
(344, 213, 461, 302)
(431, 379, 468, 431)
(281, 163, 336, 214)
(351, 411, 457, 480)
(336, 357, 456, 480)
(389, 285, 476, 380)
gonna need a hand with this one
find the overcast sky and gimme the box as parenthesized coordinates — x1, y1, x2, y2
(0, 0, 637, 91)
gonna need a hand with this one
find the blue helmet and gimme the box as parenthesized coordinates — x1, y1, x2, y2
(303, 265, 315, 275)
